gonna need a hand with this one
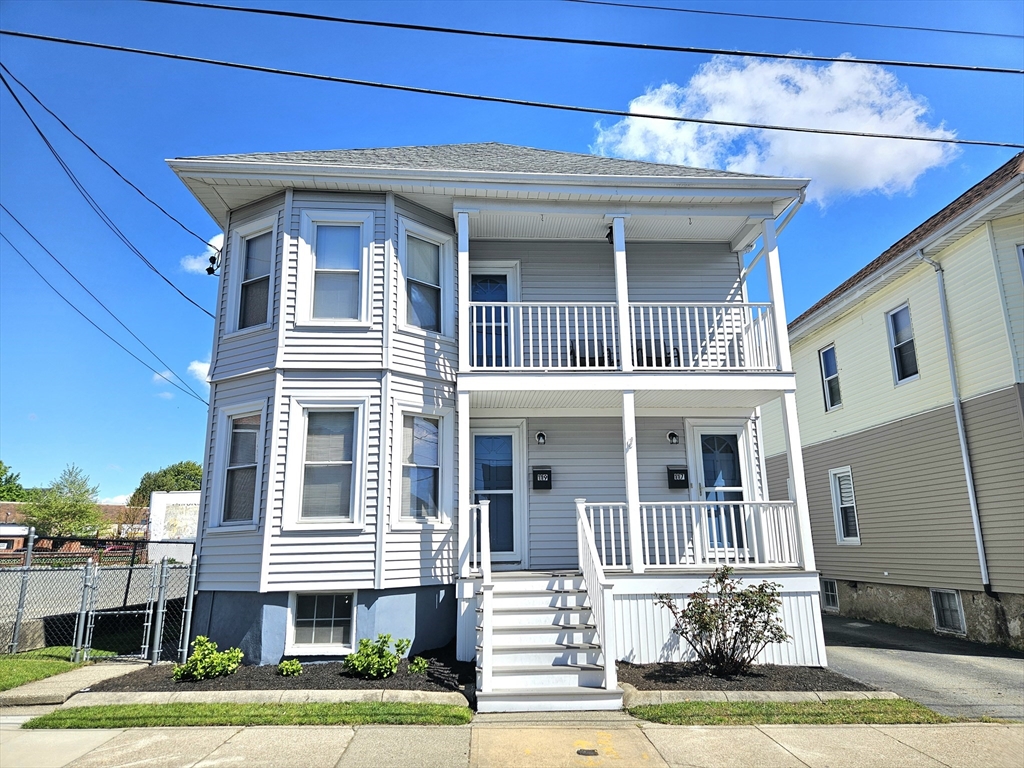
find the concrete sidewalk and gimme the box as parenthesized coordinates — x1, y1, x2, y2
(0, 662, 147, 707)
(1, 718, 1021, 767)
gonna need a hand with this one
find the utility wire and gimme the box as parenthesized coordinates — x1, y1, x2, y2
(0, 68, 215, 318)
(1, 233, 208, 406)
(139, 0, 1023, 75)
(0, 203, 209, 404)
(0, 61, 218, 255)
(2, 29, 1021, 149)
(565, 0, 1024, 41)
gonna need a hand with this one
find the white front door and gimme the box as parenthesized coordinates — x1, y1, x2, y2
(471, 424, 525, 566)
(690, 425, 751, 550)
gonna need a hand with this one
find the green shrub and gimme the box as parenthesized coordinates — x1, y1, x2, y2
(656, 566, 789, 676)
(343, 634, 411, 679)
(278, 659, 302, 677)
(408, 656, 429, 674)
(172, 636, 244, 682)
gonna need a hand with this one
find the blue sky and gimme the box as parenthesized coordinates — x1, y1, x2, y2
(1, 0, 1021, 500)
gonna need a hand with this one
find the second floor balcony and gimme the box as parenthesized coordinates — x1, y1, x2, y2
(467, 301, 780, 373)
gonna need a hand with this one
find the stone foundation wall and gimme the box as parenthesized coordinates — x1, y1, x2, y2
(826, 578, 1024, 651)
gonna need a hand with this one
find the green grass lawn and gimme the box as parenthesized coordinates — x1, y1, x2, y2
(25, 702, 475, 728)
(629, 698, 950, 725)
(0, 646, 118, 692)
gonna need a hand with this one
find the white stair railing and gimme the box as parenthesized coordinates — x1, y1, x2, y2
(470, 501, 494, 693)
(575, 498, 617, 691)
(582, 503, 630, 570)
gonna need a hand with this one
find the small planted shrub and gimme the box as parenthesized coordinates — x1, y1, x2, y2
(278, 659, 303, 677)
(343, 634, 411, 679)
(408, 656, 429, 674)
(656, 566, 789, 677)
(172, 636, 244, 682)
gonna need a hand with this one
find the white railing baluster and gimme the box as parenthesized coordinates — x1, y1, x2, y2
(575, 499, 616, 692)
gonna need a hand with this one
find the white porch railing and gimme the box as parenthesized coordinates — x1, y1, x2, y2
(583, 503, 631, 571)
(469, 302, 619, 370)
(575, 499, 617, 691)
(629, 303, 778, 371)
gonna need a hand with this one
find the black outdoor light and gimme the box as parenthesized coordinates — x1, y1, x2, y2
(666, 431, 680, 445)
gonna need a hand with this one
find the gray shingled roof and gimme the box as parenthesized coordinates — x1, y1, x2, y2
(182, 142, 759, 179)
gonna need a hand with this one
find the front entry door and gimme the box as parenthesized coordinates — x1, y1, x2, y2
(695, 431, 747, 549)
(472, 430, 523, 565)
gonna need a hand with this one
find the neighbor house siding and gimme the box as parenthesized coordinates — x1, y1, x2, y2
(765, 453, 789, 502)
(989, 214, 1024, 379)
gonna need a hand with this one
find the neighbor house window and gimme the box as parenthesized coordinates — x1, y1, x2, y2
(291, 592, 354, 648)
(931, 589, 965, 634)
(224, 413, 261, 523)
(821, 579, 839, 612)
(402, 415, 440, 519)
(301, 411, 355, 520)
(819, 344, 842, 411)
(887, 304, 919, 383)
(829, 467, 860, 545)
(238, 230, 273, 329)
(406, 236, 441, 332)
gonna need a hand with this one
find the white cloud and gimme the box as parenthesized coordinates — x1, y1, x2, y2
(152, 370, 174, 386)
(156, 391, 174, 400)
(188, 359, 211, 392)
(100, 494, 130, 505)
(181, 233, 224, 274)
(592, 57, 958, 203)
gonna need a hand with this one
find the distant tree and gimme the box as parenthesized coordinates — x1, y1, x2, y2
(115, 498, 149, 538)
(23, 464, 105, 537)
(128, 460, 202, 508)
(0, 461, 26, 501)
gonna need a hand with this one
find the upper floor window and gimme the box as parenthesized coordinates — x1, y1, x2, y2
(829, 467, 860, 545)
(402, 415, 440, 519)
(298, 210, 374, 326)
(398, 218, 453, 336)
(887, 304, 919, 384)
(819, 344, 842, 411)
(229, 215, 276, 334)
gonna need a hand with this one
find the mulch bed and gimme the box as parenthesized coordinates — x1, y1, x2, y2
(617, 661, 874, 691)
(88, 642, 474, 694)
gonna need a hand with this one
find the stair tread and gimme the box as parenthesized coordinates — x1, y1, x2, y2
(493, 623, 597, 632)
(483, 663, 605, 673)
(491, 643, 602, 652)
(477, 686, 619, 697)
(479, 606, 593, 614)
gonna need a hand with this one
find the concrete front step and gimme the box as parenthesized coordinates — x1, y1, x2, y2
(476, 686, 624, 713)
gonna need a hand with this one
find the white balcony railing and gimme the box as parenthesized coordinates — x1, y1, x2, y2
(579, 501, 799, 570)
(629, 303, 778, 371)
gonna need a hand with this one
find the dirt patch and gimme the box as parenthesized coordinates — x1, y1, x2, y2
(88, 643, 474, 694)
(617, 662, 874, 691)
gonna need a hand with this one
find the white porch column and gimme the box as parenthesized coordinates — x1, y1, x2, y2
(610, 216, 633, 372)
(761, 217, 816, 571)
(621, 390, 644, 573)
(456, 211, 471, 373)
(457, 390, 471, 578)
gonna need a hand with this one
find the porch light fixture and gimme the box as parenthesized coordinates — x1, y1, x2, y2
(605, 225, 613, 244)
(666, 431, 680, 445)
(535, 432, 546, 445)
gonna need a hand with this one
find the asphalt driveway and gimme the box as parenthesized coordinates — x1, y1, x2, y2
(823, 614, 1024, 720)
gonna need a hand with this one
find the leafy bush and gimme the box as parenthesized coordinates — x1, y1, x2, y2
(343, 634, 411, 679)
(172, 636, 244, 682)
(278, 659, 302, 677)
(656, 566, 789, 676)
(408, 656, 429, 674)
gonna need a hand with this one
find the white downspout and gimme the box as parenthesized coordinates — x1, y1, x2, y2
(915, 250, 991, 592)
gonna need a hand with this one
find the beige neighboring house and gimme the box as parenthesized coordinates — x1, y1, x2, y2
(762, 153, 1024, 649)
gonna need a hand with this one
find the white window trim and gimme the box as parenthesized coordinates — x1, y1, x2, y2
(829, 466, 861, 545)
(226, 215, 278, 338)
(821, 578, 840, 613)
(284, 590, 357, 656)
(207, 399, 268, 532)
(397, 217, 454, 339)
(282, 396, 370, 532)
(930, 588, 966, 635)
(296, 210, 375, 328)
(819, 343, 843, 412)
(886, 302, 920, 386)
(683, 418, 757, 504)
(468, 260, 521, 302)
(390, 402, 454, 531)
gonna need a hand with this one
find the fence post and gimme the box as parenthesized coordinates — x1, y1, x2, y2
(178, 555, 198, 664)
(150, 557, 169, 664)
(72, 559, 95, 663)
(7, 527, 36, 655)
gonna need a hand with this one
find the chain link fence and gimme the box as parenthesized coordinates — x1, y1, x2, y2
(0, 530, 197, 664)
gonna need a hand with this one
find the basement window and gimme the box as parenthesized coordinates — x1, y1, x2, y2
(287, 592, 356, 654)
(930, 589, 966, 635)
(821, 579, 839, 612)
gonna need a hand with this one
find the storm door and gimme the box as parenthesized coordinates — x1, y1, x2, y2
(471, 428, 524, 565)
(695, 431, 748, 550)
(469, 262, 519, 369)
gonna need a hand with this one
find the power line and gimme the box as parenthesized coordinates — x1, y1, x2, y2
(2, 29, 1021, 149)
(1, 232, 208, 406)
(0, 203, 209, 404)
(0, 61, 218, 255)
(139, 0, 1023, 75)
(0, 68, 215, 319)
(565, 0, 1024, 41)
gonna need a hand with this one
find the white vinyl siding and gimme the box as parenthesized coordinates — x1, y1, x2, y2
(829, 467, 860, 545)
(987, 215, 1024, 384)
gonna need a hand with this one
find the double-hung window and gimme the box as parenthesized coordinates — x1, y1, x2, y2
(829, 467, 860, 545)
(213, 401, 266, 528)
(301, 411, 356, 520)
(887, 304, 919, 383)
(399, 218, 452, 336)
(230, 216, 276, 333)
(402, 415, 440, 520)
(819, 344, 842, 411)
(298, 211, 374, 326)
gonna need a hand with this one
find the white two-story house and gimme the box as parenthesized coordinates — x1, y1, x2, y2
(170, 143, 826, 711)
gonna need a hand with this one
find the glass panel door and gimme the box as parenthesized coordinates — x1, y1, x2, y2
(698, 433, 745, 548)
(471, 274, 509, 368)
(473, 432, 519, 562)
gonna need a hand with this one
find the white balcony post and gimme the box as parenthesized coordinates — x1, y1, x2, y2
(456, 210, 471, 373)
(780, 390, 816, 571)
(610, 216, 633, 372)
(457, 390, 472, 578)
(761, 217, 792, 372)
(621, 390, 644, 573)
